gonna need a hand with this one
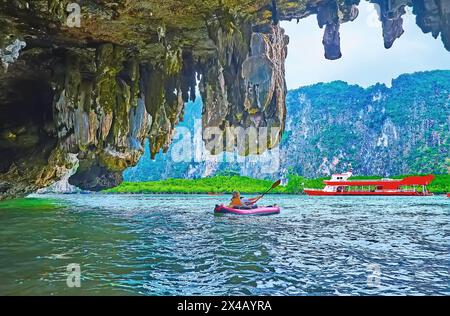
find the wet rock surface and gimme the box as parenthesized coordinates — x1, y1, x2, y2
(0, 0, 449, 199)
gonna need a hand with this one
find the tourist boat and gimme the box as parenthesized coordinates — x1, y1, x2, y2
(304, 170, 434, 196)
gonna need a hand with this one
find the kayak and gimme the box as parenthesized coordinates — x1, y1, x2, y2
(214, 204, 280, 215)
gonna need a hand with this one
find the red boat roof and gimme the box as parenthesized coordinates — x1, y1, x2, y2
(324, 175, 435, 188)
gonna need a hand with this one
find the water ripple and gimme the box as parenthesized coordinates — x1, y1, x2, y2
(0, 194, 449, 295)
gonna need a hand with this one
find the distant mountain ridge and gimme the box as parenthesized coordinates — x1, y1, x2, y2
(124, 70, 450, 181)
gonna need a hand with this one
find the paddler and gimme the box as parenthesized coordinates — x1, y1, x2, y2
(228, 191, 262, 208)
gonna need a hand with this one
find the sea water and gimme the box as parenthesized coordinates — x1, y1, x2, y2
(0, 194, 449, 295)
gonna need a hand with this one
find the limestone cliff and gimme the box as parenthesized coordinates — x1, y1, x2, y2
(125, 71, 450, 181)
(0, 0, 449, 199)
(281, 71, 450, 177)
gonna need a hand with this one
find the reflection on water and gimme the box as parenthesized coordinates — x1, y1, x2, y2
(0, 194, 449, 295)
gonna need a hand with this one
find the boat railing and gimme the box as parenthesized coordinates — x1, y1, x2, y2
(334, 186, 422, 193)
(331, 179, 398, 182)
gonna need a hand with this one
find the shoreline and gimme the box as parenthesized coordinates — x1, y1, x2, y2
(35, 192, 447, 196)
(102, 174, 450, 195)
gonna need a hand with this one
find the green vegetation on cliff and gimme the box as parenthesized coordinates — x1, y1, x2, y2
(125, 71, 450, 182)
(105, 174, 450, 195)
(283, 70, 450, 177)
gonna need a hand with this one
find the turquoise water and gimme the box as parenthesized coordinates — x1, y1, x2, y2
(0, 194, 449, 295)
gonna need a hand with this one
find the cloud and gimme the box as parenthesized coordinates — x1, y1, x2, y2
(281, 1, 450, 89)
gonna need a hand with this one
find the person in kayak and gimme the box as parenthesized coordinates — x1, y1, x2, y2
(229, 191, 262, 208)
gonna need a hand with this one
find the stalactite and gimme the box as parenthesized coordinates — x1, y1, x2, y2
(371, 0, 408, 49)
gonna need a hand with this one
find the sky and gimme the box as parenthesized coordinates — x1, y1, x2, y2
(281, 1, 450, 89)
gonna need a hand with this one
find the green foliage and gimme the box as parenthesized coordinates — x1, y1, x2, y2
(278, 174, 326, 194)
(125, 71, 449, 181)
(104, 175, 278, 194)
(284, 70, 450, 177)
(104, 174, 450, 194)
(426, 174, 450, 194)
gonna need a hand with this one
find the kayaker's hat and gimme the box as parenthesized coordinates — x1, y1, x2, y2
(232, 191, 239, 197)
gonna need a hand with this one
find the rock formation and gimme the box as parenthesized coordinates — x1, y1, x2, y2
(124, 70, 450, 181)
(0, 0, 449, 199)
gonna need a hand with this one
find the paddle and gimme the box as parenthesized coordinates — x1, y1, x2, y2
(253, 179, 281, 203)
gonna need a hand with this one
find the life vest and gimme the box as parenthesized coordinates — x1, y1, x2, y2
(229, 197, 243, 206)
